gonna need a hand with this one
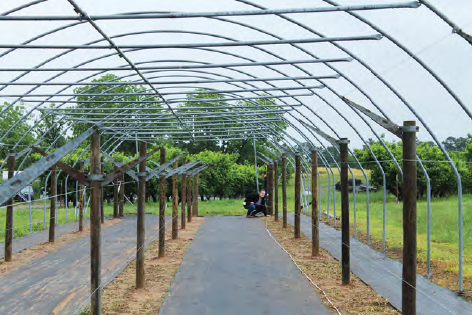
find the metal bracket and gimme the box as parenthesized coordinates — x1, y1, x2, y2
(342, 97, 403, 138)
(400, 125, 419, 133)
(86, 174, 106, 181)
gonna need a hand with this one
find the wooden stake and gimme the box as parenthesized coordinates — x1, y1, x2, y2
(192, 174, 199, 217)
(312, 150, 319, 256)
(158, 147, 166, 258)
(339, 139, 350, 285)
(49, 165, 57, 243)
(282, 154, 287, 228)
(181, 158, 187, 229)
(136, 142, 147, 288)
(294, 154, 301, 239)
(113, 165, 119, 218)
(274, 161, 279, 221)
(402, 121, 418, 315)
(187, 175, 192, 222)
(119, 173, 124, 217)
(78, 161, 84, 231)
(267, 163, 273, 215)
(4, 150, 15, 262)
(172, 154, 178, 239)
(90, 132, 102, 315)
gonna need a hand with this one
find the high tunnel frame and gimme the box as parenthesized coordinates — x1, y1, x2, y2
(0, 0, 471, 298)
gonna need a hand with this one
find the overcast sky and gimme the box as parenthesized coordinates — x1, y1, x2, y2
(0, 0, 471, 149)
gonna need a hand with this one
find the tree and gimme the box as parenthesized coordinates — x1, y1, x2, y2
(33, 103, 69, 149)
(0, 102, 36, 161)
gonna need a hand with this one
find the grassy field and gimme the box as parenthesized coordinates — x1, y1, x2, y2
(1, 169, 470, 282)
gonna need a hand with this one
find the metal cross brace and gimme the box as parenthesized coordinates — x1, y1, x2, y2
(145, 154, 184, 181)
(187, 165, 209, 176)
(0, 124, 101, 206)
(342, 97, 402, 138)
(165, 160, 201, 178)
(102, 152, 139, 181)
(259, 152, 276, 164)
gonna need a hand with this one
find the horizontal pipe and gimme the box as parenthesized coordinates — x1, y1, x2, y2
(0, 75, 338, 86)
(0, 35, 381, 49)
(0, 2, 420, 21)
(41, 104, 301, 111)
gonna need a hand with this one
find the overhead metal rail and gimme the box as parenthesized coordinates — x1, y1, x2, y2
(0, 2, 420, 21)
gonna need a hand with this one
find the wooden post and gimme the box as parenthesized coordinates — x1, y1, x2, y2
(282, 154, 287, 228)
(312, 150, 319, 256)
(274, 161, 279, 221)
(187, 176, 192, 222)
(4, 150, 15, 261)
(192, 174, 199, 217)
(181, 158, 187, 229)
(113, 165, 119, 218)
(90, 132, 102, 315)
(267, 163, 273, 215)
(339, 139, 350, 285)
(402, 121, 418, 315)
(79, 161, 85, 231)
(119, 173, 124, 217)
(100, 160, 105, 224)
(158, 147, 166, 258)
(136, 142, 147, 288)
(294, 154, 301, 239)
(172, 154, 178, 239)
(49, 165, 57, 243)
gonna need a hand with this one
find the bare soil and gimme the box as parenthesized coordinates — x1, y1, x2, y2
(95, 217, 204, 315)
(0, 218, 122, 276)
(265, 218, 400, 315)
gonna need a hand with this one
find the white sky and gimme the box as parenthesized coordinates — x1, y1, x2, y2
(0, 0, 471, 149)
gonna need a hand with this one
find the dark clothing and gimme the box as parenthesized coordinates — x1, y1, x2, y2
(263, 177, 268, 192)
(244, 193, 267, 216)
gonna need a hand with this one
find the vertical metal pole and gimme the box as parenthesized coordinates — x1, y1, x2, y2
(65, 177, 68, 223)
(318, 172, 321, 222)
(274, 161, 279, 221)
(172, 154, 178, 239)
(75, 181, 78, 220)
(49, 165, 57, 243)
(186, 175, 192, 223)
(79, 161, 85, 231)
(90, 132, 102, 315)
(100, 160, 105, 224)
(282, 154, 287, 228)
(254, 136, 259, 192)
(113, 166, 119, 218)
(418, 159, 432, 278)
(192, 174, 199, 217)
(312, 150, 319, 256)
(159, 147, 166, 258)
(119, 173, 124, 217)
(136, 142, 147, 288)
(332, 169, 337, 227)
(402, 121, 418, 315)
(339, 139, 350, 285)
(267, 163, 274, 215)
(294, 154, 301, 239)
(326, 169, 331, 224)
(4, 151, 15, 262)
(181, 158, 187, 229)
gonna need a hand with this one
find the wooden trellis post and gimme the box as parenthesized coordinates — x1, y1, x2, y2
(402, 121, 418, 315)
(187, 175, 192, 222)
(79, 160, 85, 231)
(113, 165, 119, 218)
(49, 165, 57, 243)
(181, 158, 187, 229)
(172, 154, 178, 239)
(119, 173, 124, 217)
(159, 147, 166, 258)
(294, 154, 301, 239)
(282, 154, 287, 228)
(267, 163, 273, 215)
(338, 139, 350, 285)
(90, 132, 102, 315)
(274, 160, 279, 221)
(4, 150, 15, 262)
(192, 174, 199, 217)
(136, 142, 147, 288)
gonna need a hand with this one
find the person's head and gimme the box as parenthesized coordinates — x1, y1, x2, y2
(259, 189, 266, 198)
(261, 171, 267, 178)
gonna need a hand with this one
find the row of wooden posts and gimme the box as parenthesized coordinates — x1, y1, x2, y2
(3, 132, 203, 315)
(266, 121, 418, 315)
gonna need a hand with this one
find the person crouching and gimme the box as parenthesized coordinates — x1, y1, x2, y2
(243, 189, 270, 218)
